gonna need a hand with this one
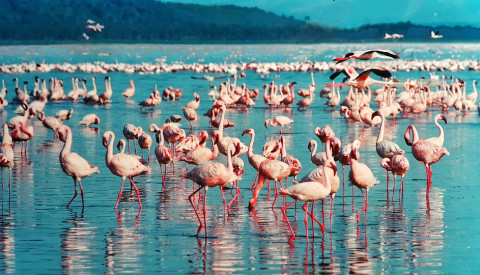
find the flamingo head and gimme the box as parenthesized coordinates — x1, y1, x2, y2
(94, 117, 100, 124)
(242, 128, 253, 136)
(102, 131, 114, 148)
(198, 130, 208, 144)
(264, 119, 271, 128)
(58, 125, 68, 142)
(327, 160, 337, 176)
(117, 139, 125, 151)
(351, 140, 361, 160)
(307, 140, 315, 152)
(380, 158, 392, 170)
(440, 114, 447, 124)
(194, 93, 200, 101)
(330, 137, 342, 156)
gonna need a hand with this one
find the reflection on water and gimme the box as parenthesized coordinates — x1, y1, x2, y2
(60, 210, 97, 274)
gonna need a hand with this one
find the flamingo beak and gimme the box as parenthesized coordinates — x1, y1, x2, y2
(308, 141, 313, 152)
(330, 161, 337, 176)
(441, 115, 447, 124)
(241, 129, 250, 136)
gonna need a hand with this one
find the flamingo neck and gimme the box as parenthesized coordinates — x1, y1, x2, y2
(106, 133, 114, 164)
(60, 130, 72, 157)
(377, 113, 385, 143)
(434, 116, 444, 145)
(218, 107, 226, 139)
(247, 132, 254, 158)
(310, 141, 317, 160)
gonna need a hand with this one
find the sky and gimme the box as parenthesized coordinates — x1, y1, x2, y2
(164, 0, 480, 28)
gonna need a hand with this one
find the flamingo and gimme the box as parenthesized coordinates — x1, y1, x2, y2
(334, 49, 399, 64)
(11, 121, 34, 156)
(122, 80, 135, 99)
(349, 140, 379, 224)
(296, 92, 313, 110)
(138, 130, 152, 163)
(55, 108, 74, 121)
(242, 128, 268, 191)
(37, 111, 62, 139)
(0, 124, 14, 187)
(212, 102, 247, 156)
(99, 76, 113, 102)
(186, 141, 240, 236)
(280, 135, 302, 183)
(182, 107, 199, 130)
(300, 137, 340, 224)
(185, 92, 200, 110)
(249, 149, 291, 210)
(264, 116, 294, 134)
(308, 140, 326, 166)
(404, 124, 449, 206)
(372, 110, 405, 185)
(425, 114, 447, 147)
(58, 125, 99, 208)
(123, 124, 141, 154)
(103, 131, 151, 209)
(78, 114, 100, 127)
(326, 69, 393, 89)
(381, 155, 410, 197)
(153, 128, 174, 182)
(281, 160, 336, 242)
(262, 138, 282, 160)
(178, 130, 219, 166)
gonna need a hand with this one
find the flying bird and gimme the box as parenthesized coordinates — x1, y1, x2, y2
(333, 49, 399, 64)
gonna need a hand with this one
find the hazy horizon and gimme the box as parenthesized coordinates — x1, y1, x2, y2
(164, 0, 479, 29)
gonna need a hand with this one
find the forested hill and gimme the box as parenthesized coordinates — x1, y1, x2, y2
(1, 0, 479, 44)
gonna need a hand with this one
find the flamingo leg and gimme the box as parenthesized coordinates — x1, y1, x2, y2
(78, 178, 85, 208)
(250, 173, 259, 191)
(330, 195, 335, 230)
(129, 178, 142, 209)
(281, 200, 297, 243)
(305, 204, 325, 235)
(203, 188, 208, 237)
(115, 177, 126, 209)
(188, 185, 205, 236)
(392, 174, 396, 198)
(249, 175, 265, 210)
(310, 201, 315, 238)
(302, 203, 310, 243)
(67, 178, 78, 208)
(356, 188, 368, 224)
(134, 140, 138, 154)
(227, 185, 241, 215)
(220, 186, 226, 213)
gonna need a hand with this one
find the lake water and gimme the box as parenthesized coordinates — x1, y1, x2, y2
(0, 43, 479, 273)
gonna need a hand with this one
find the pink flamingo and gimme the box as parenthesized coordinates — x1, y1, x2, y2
(296, 92, 313, 110)
(37, 111, 62, 139)
(381, 155, 409, 197)
(138, 130, 152, 163)
(185, 92, 200, 110)
(123, 124, 141, 154)
(326, 69, 393, 89)
(212, 102, 247, 156)
(249, 150, 291, 210)
(262, 138, 281, 160)
(242, 128, 268, 191)
(281, 160, 336, 243)
(186, 141, 240, 236)
(79, 114, 100, 127)
(182, 107, 199, 130)
(264, 116, 294, 134)
(334, 49, 399, 63)
(153, 128, 173, 183)
(0, 124, 14, 187)
(300, 137, 339, 224)
(349, 140, 379, 224)
(404, 123, 449, 206)
(179, 130, 219, 166)
(103, 131, 151, 209)
(11, 121, 34, 156)
(122, 80, 135, 99)
(425, 114, 447, 147)
(280, 135, 302, 183)
(59, 125, 99, 208)
(372, 110, 405, 187)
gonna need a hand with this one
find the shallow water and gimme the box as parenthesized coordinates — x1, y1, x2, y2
(0, 44, 479, 273)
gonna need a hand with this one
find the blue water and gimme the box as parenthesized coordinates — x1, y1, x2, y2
(0, 43, 479, 273)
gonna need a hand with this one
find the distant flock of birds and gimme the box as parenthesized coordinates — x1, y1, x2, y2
(0, 48, 466, 242)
